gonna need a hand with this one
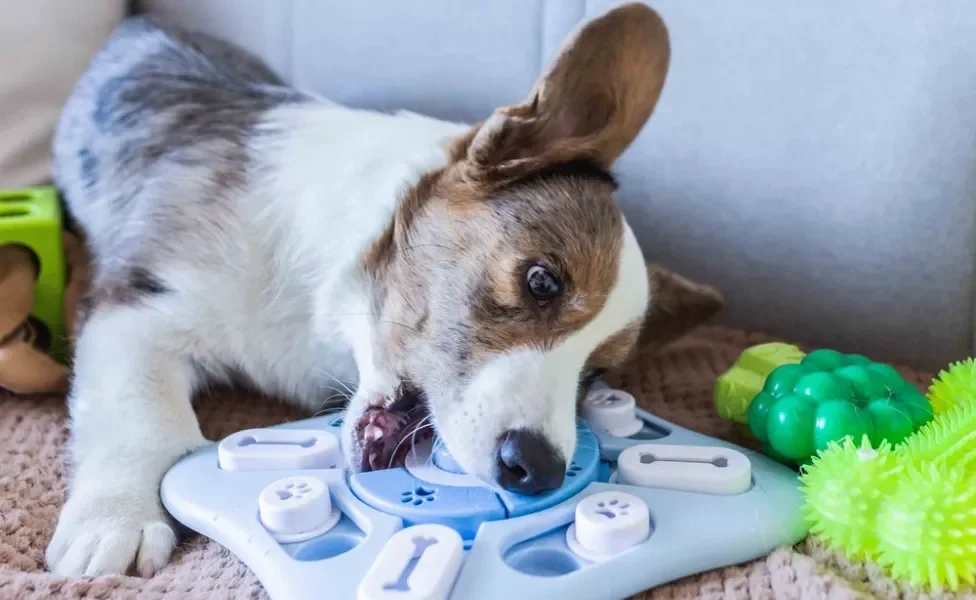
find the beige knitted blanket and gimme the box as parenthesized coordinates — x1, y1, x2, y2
(1, 326, 972, 599)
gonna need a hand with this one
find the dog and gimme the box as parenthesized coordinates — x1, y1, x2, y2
(45, 3, 722, 578)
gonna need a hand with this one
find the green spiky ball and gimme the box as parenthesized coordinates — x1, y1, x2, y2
(797, 358, 976, 590)
(876, 464, 976, 591)
(898, 400, 976, 475)
(927, 358, 976, 415)
(799, 435, 900, 560)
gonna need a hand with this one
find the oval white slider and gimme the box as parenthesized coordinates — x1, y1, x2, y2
(218, 428, 341, 471)
(358, 524, 464, 600)
(616, 443, 751, 495)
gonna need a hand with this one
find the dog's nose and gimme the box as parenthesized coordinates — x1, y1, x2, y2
(494, 429, 566, 494)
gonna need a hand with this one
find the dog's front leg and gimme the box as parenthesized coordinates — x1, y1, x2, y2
(46, 306, 206, 576)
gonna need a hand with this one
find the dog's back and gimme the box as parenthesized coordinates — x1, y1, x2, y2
(53, 17, 310, 295)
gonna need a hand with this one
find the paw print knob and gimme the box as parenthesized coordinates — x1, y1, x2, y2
(581, 389, 644, 437)
(258, 475, 340, 542)
(567, 491, 650, 561)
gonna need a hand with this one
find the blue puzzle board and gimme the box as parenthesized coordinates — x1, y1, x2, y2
(161, 405, 808, 600)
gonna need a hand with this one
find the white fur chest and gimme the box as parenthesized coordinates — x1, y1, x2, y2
(178, 102, 470, 408)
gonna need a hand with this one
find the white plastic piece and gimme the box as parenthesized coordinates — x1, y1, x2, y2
(581, 389, 644, 437)
(404, 439, 484, 488)
(218, 428, 341, 472)
(566, 491, 650, 562)
(616, 443, 751, 495)
(258, 475, 341, 543)
(358, 524, 464, 600)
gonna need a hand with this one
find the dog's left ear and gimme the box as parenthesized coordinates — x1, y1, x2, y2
(462, 3, 670, 183)
(639, 265, 724, 350)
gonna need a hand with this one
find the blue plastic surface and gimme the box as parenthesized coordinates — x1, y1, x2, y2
(349, 464, 506, 540)
(161, 406, 808, 600)
(349, 421, 601, 533)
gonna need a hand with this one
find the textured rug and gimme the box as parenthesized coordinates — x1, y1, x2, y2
(1, 326, 972, 600)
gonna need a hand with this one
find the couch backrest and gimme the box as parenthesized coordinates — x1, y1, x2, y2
(137, 0, 976, 369)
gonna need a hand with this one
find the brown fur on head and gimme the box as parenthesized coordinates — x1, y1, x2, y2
(350, 3, 723, 487)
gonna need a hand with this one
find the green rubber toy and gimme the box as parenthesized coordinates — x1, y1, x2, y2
(717, 346, 934, 465)
(0, 186, 65, 355)
(800, 369, 976, 591)
(714, 342, 805, 424)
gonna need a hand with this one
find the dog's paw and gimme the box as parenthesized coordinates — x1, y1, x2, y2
(46, 491, 176, 577)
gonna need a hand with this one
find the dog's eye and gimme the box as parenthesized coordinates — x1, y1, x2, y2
(526, 264, 561, 305)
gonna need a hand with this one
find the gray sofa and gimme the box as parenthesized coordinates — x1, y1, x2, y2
(137, 0, 976, 371)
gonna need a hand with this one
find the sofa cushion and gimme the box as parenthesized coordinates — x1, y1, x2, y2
(0, 0, 125, 187)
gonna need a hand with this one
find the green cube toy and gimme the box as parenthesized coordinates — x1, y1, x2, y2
(0, 186, 65, 357)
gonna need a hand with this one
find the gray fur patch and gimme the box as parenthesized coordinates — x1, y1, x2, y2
(127, 267, 168, 296)
(52, 15, 312, 308)
(77, 148, 98, 190)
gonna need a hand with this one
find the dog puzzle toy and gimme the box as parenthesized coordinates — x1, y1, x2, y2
(801, 360, 976, 591)
(162, 385, 808, 600)
(715, 345, 933, 465)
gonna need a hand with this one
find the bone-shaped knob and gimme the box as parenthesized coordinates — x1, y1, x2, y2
(218, 428, 341, 471)
(616, 443, 752, 495)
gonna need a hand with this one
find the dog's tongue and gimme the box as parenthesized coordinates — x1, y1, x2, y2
(357, 407, 400, 471)
(356, 405, 433, 472)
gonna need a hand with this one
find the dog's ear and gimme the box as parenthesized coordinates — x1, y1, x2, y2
(638, 265, 724, 351)
(463, 3, 670, 183)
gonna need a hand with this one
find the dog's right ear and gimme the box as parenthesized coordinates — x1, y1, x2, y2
(461, 3, 670, 185)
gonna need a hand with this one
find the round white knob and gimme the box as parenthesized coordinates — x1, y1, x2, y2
(566, 491, 650, 561)
(258, 475, 340, 542)
(581, 389, 643, 437)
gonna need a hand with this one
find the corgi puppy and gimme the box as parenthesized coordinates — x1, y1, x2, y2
(46, 3, 721, 577)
